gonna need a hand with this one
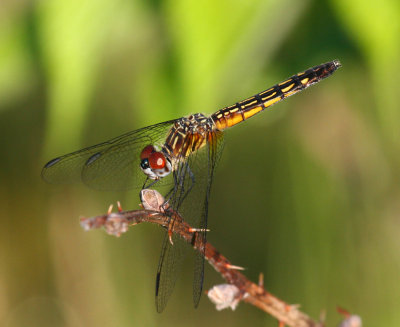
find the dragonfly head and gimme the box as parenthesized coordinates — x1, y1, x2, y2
(140, 145, 172, 180)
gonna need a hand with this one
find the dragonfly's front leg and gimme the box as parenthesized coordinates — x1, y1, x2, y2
(142, 176, 160, 189)
(180, 165, 195, 204)
(164, 165, 196, 245)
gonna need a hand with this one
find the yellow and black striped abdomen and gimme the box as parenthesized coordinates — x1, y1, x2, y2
(211, 60, 341, 130)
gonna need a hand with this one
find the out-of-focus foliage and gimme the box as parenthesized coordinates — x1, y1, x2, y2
(0, 0, 399, 326)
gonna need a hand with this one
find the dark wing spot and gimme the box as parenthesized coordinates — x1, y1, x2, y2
(86, 152, 102, 166)
(44, 157, 62, 168)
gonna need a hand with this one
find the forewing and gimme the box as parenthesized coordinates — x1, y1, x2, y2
(41, 120, 175, 191)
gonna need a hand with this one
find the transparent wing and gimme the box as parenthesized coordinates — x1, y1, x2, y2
(154, 130, 224, 311)
(191, 131, 224, 307)
(155, 232, 188, 313)
(41, 120, 175, 191)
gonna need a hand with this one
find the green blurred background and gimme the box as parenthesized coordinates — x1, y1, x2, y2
(1, 0, 399, 326)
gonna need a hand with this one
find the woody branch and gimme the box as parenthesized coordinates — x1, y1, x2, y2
(80, 190, 360, 327)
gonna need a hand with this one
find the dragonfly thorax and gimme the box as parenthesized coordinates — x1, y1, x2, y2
(140, 145, 172, 180)
(163, 113, 215, 159)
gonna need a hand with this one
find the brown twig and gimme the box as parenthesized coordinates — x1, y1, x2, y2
(80, 190, 361, 327)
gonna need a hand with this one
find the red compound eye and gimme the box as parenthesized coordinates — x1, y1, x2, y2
(149, 152, 166, 169)
(140, 145, 155, 160)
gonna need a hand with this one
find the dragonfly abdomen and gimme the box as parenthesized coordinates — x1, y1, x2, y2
(211, 60, 341, 130)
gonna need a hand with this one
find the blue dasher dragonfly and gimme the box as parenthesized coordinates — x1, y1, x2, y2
(42, 60, 341, 312)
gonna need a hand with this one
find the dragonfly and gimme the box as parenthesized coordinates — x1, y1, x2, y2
(42, 60, 341, 312)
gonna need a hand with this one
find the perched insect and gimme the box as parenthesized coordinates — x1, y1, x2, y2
(42, 60, 341, 312)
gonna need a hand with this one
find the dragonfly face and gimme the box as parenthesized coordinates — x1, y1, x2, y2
(139, 145, 172, 180)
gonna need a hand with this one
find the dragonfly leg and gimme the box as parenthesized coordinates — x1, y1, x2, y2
(143, 177, 160, 189)
(175, 165, 195, 208)
(162, 172, 178, 208)
(142, 176, 149, 189)
(184, 166, 196, 199)
(153, 163, 197, 247)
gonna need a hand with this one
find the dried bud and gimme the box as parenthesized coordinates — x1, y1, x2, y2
(80, 216, 107, 231)
(80, 218, 93, 231)
(207, 284, 241, 311)
(105, 214, 129, 237)
(140, 189, 168, 212)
